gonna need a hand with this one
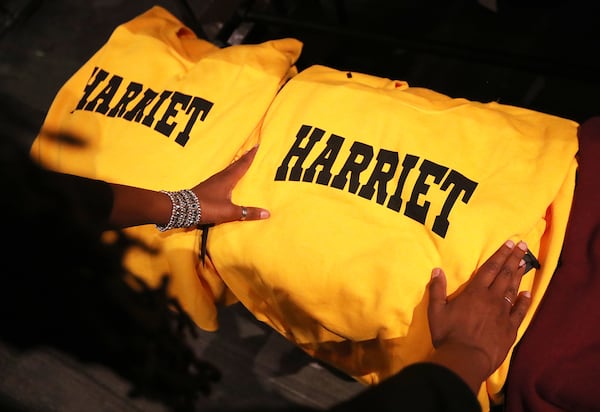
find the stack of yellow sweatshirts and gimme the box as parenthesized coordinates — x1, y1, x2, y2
(31, 7, 579, 409)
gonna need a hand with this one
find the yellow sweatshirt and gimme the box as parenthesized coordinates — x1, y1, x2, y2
(31, 7, 578, 408)
(203, 65, 578, 408)
(30, 6, 302, 329)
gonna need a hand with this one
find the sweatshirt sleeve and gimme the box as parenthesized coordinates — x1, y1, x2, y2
(330, 363, 481, 412)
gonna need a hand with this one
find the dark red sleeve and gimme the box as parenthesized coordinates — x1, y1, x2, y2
(504, 117, 600, 411)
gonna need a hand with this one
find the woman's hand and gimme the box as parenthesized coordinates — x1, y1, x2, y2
(108, 146, 269, 228)
(426, 240, 532, 393)
(191, 145, 269, 225)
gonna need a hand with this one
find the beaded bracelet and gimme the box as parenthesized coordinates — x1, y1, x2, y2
(156, 189, 201, 231)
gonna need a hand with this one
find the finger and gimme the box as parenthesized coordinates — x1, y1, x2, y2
(489, 241, 527, 296)
(205, 204, 270, 225)
(236, 205, 270, 221)
(504, 244, 531, 301)
(509, 290, 532, 329)
(427, 268, 448, 321)
(472, 240, 517, 288)
(225, 146, 259, 181)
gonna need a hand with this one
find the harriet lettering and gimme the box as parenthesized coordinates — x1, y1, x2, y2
(73, 66, 214, 147)
(275, 125, 478, 238)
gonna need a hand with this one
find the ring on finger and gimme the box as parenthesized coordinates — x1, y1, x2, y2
(503, 295, 514, 305)
(240, 206, 248, 221)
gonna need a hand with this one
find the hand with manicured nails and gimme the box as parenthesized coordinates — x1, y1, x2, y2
(108, 145, 269, 228)
(190, 145, 269, 225)
(426, 240, 532, 393)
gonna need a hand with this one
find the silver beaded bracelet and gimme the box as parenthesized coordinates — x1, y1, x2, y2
(156, 189, 202, 231)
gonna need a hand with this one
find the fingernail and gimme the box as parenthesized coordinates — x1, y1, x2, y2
(523, 250, 541, 274)
(505, 240, 515, 249)
(519, 259, 526, 267)
(522, 291, 531, 298)
(259, 210, 270, 219)
(431, 268, 441, 279)
(517, 241, 528, 251)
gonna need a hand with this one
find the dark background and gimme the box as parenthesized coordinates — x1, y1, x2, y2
(3, 0, 599, 134)
(220, 0, 600, 124)
(1, 0, 598, 410)
(2, 0, 600, 136)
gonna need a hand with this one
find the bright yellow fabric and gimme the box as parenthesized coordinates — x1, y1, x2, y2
(203, 65, 578, 408)
(30, 6, 302, 330)
(31, 8, 579, 407)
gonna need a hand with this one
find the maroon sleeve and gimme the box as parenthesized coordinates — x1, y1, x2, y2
(504, 117, 600, 411)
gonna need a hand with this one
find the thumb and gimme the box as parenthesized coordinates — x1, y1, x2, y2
(428, 268, 448, 322)
(227, 146, 258, 182)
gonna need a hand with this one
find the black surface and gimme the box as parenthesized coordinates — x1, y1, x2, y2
(234, 0, 600, 123)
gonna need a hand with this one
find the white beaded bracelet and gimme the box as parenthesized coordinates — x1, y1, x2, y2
(156, 189, 201, 231)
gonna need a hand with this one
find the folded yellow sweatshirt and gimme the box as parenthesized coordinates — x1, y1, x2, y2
(203, 65, 578, 408)
(30, 6, 302, 329)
